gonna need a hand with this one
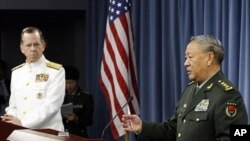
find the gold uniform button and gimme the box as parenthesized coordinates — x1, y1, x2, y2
(23, 111, 27, 115)
(178, 133, 181, 137)
(23, 96, 27, 100)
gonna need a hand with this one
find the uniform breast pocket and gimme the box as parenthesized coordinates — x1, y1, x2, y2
(186, 112, 208, 122)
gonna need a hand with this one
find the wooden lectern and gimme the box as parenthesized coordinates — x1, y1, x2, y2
(0, 120, 105, 141)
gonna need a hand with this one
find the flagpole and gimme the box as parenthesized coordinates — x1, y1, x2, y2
(125, 132, 129, 141)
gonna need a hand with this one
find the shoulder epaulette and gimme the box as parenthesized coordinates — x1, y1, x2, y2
(217, 80, 234, 91)
(11, 63, 25, 71)
(46, 61, 62, 70)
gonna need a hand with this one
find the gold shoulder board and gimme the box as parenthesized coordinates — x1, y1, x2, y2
(217, 80, 234, 91)
(11, 63, 25, 71)
(46, 61, 62, 70)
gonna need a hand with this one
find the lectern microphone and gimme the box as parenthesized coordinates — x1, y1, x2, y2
(101, 96, 134, 138)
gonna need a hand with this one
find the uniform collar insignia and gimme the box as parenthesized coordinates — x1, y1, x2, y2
(206, 83, 213, 91)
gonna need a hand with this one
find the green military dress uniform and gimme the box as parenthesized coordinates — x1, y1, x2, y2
(137, 70, 248, 141)
(63, 88, 94, 137)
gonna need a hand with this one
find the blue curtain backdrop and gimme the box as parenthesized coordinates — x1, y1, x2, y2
(85, 0, 250, 140)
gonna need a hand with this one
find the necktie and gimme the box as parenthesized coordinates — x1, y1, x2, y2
(193, 85, 199, 97)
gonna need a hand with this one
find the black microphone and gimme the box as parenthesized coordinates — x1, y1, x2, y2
(101, 96, 134, 139)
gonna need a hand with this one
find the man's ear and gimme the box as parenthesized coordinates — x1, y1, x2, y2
(42, 42, 46, 50)
(20, 45, 25, 54)
(207, 52, 215, 66)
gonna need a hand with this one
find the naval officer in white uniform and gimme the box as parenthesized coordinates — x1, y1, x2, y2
(1, 27, 65, 132)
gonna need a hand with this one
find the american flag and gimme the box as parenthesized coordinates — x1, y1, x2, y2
(99, 0, 140, 139)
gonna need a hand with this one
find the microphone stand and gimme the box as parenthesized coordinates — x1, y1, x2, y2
(101, 96, 134, 139)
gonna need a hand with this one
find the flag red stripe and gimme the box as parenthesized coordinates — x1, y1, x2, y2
(99, 55, 120, 137)
(104, 35, 126, 118)
(105, 38, 132, 130)
(107, 25, 130, 101)
(104, 31, 132, 124)
(119, 15, 139, 102)
(109, 22, 129, 71)
(118, 15, 139, 114)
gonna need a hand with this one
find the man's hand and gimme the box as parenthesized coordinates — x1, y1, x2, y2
(64, 112, 79, 122)
(1, 114, 22, 126)
(122, 114, 142, 134)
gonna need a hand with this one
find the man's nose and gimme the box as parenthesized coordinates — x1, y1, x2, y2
(184, 59, 188, 66)
(30, 45, 37, 50)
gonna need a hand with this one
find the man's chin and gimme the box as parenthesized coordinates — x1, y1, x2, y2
(29, 57, 39, 62)
(188, 76, 195, 81)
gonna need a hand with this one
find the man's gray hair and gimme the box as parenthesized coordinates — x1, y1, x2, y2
(190, 35, 224, 64)
(20, 26, 45, 44)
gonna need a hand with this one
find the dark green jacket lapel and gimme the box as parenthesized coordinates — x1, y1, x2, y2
(182, 70, 224, 117)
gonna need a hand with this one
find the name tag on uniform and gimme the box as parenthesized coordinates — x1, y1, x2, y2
(195, 99, 209, 112)
(36, 73, 49, 82)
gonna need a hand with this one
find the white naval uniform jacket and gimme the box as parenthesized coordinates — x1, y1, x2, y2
(6, 55, 65, 131)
